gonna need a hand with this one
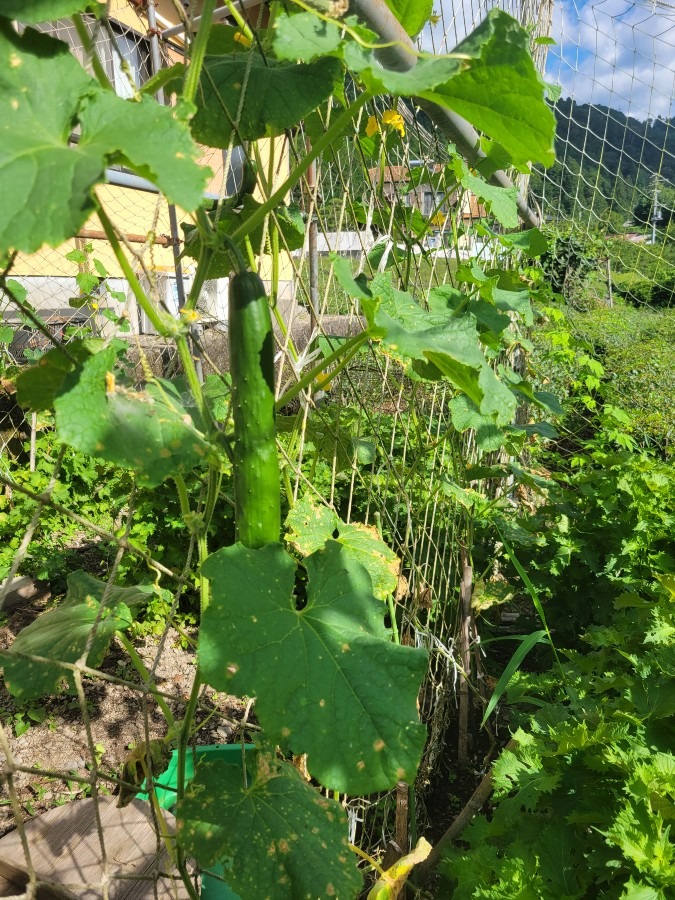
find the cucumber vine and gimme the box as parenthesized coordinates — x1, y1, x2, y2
(0, 1, 556, 896)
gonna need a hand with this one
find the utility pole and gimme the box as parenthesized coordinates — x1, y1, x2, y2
(651, 175, 662, 245)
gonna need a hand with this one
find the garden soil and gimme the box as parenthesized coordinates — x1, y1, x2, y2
(0, 593, 248, 837)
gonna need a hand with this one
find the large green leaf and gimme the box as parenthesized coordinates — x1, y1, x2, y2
(199, 542, 427, 793)
(15, 340, 100, 411)
(449, 395, 505, 452)
(419, 10, 555, 167)
(1, 0, 104, 21)
(285, 495, 400, 601)
(0, 571, 150, 700)
(383, 0, 433, 37)
(79, 92, 207, 212)
(0, 25, 206, 256)
(54, 349, 211, 488)
(177, 752, 362, 899)
(450, 157, 519, 229)
(333, 262, 516, 425)
(193, 52, 342, 147)
(273, 11, 343, 62)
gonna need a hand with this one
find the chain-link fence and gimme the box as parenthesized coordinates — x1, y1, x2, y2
(530, 0, 675, 308)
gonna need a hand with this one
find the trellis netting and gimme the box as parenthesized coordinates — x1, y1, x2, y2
(0, 0, 665, 895)
(530, 0, 675, 308)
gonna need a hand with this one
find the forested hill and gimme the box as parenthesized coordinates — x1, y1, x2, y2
(529, 97, 675, 224)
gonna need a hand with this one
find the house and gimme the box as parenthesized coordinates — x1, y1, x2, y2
(366, 165, 487, 225)
(4, 1, 296, 350)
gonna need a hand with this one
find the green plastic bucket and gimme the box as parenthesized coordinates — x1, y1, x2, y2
(139, 744, 253, 899)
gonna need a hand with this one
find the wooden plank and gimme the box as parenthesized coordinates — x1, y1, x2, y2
(0, 857, 77, 899)
(0, 798, 190, 899)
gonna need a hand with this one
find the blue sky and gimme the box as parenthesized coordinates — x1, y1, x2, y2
(548, 0, 675, 119)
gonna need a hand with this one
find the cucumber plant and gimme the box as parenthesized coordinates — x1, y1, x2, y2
(0, 1, 556, 896)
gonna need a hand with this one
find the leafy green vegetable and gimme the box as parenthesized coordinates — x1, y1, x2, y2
(15, 341, 99, 411)
(0, 24, 206, 257)
(332, 260, 517, 425)
(419, 10, 556, 166)
(192, 51, 342, 146)
(273, 11, 343, 61)
(450, 157, 519, 229)
(199, 541, 427, 793)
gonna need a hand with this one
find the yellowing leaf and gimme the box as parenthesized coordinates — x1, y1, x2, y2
(368, 838, 432, 899)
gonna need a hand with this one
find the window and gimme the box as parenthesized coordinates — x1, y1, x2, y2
(32, 17, 151, 98)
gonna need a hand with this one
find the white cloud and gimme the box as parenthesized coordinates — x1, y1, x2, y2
(419, 0, 675, 120)
(548, 0, 675, 118)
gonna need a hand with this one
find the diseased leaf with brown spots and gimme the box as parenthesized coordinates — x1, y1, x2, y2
(53, 348, 211, 487)
(199, 542, 427, 793)
(286, 495, 401, 601)
(177, 751, 362, 899)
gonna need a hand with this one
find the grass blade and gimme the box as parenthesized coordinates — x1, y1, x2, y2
(481, 629, 547, 726)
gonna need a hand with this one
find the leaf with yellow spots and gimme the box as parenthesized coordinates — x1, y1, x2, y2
(200, 541, 427, 794)
(0, 26, 207, 257)
(177, 750, 362, 899)
(286, 495, 400, 601)
(0, 571, 151, 701)
(53, 348, 211, 488)
(367, 837, 432, 898)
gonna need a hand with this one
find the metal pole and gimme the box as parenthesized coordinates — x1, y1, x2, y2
(349, 0, 541, 229)
(146, 0, 186, 310)
(147, 0, 205, 384)
(306, 145, 320, 332)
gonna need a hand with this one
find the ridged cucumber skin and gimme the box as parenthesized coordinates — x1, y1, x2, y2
(228, 271, 280, 548)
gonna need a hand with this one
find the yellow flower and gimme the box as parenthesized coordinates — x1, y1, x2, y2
(180, 307, 200, 324)
(430, 211, 447, 227)
(233, 31, 252, 47)
(382, 109, 405, 137)
(365, 115, 380, 138)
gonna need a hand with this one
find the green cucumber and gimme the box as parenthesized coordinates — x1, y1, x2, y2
(228, 270, 280, 548)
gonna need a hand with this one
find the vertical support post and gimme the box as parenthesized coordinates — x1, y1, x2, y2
(457, 544, 473, 768)
(606, 256, 613, 308)
(147, 0, 202, 381)
(306, 145, 320, 333)
(29, 413, 37, 474)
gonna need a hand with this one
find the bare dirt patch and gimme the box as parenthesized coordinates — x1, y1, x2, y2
(0, 595, 250, 837)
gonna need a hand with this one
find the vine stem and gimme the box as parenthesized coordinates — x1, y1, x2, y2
(230, 93, 373, 245)
(97, 206, 169, 336)
(72, 14, 113, 91)
(175, 334, 212, 428)
(275, 331, 368, 411)
(182, 0, 217, 106)
(116, 632, 175, 729)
